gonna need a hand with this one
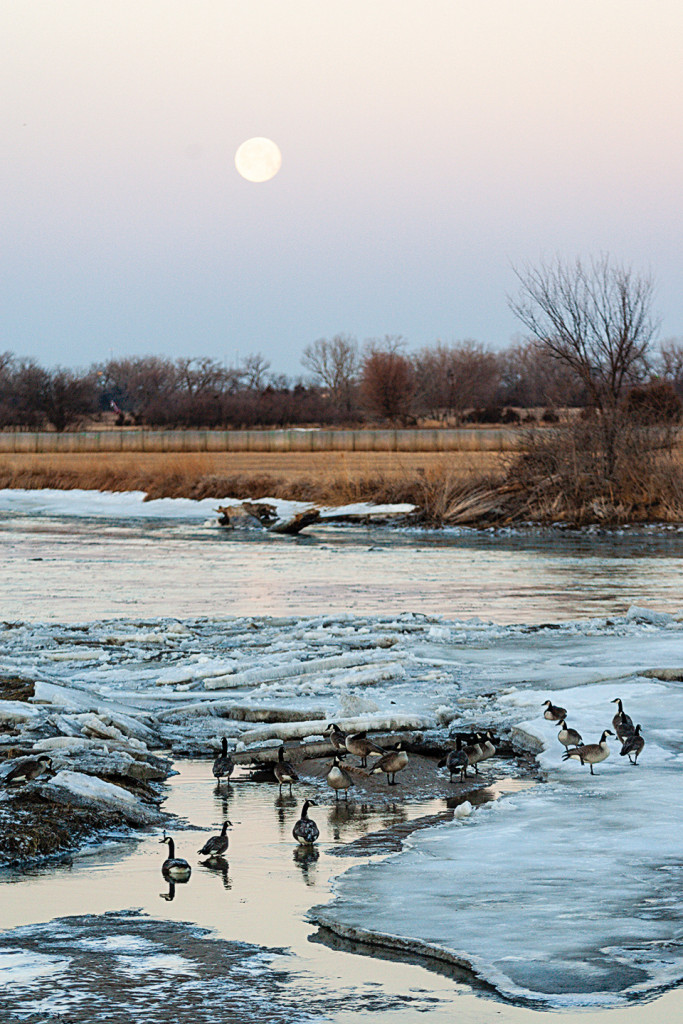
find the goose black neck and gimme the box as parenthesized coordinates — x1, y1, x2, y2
(221, 737, 228, 756)
(167, 837, 175, 858)
(302, 801, 310, 818)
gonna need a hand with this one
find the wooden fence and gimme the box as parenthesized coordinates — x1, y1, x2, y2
(0, 428, 520, 454)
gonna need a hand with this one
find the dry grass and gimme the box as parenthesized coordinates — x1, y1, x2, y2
(2, 439, 681, 525)
(0, 450, 504, 503)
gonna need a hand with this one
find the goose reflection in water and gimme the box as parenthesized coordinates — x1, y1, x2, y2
(214, 787, 231, 819)
(199, 855, 231, 890)
(160, 880, 177, 901)
(275, 792, 297, 835)
(293, 845, 319, 885)
(327, 801, 356, 842)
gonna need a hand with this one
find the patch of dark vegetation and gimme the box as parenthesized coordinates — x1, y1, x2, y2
(0, 675, 35, 702)
(0, 789, 132, 867)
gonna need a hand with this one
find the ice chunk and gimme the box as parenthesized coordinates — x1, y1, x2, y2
(40, 771, 161, 825)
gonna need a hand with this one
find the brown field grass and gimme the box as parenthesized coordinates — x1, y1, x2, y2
(2, 441, 681, 525)
(0, 450, 506, 503)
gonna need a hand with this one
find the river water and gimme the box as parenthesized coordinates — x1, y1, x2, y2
(2, 504, 683, 622)
(2, 494, 683, 1022)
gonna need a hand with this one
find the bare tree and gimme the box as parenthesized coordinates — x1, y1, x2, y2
(413, 341, 500, 422)
(301, 334, 359, 415)
(241, 352, 271, 391)
(658, 338, 683, 400)
(509, 254, 659, 475)
(361, 349, 415, 423)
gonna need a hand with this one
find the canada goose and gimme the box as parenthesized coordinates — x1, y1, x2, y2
(562, 730, 613, 775)
(197, 820, 232, 858)
(323, 723, 348, 752)
(212, 737, 234, 784)
(326, 755, 354, 800)
(620, 724, 644, 765)
(543, 700, 567, 722)
(369, 742, 409, 785)
(159, 836, 192, 880)
(464, 734, 484, 774)
(292, 799, 319, 845)
(557, 720, 583, 749)
(345, 730, 385, 767)
(2, 754, 52, 784)
(479, 731, 497, 761)
(274, 746, 299, 793)
(611, 699, 634, 742)
(438, 738, 468, 783)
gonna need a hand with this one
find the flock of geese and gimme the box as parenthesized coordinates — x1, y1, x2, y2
(543, 697, 646, 774)
(159, 723, 502, 878)
(157, 699, 645, 880)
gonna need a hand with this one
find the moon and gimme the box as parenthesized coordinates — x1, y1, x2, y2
(235, 137, 282, 183)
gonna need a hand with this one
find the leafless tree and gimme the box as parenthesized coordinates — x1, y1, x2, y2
(413, 341, 500, 421)
(658, 338, 683, 400)
(361, 349, 415, 423)
(301, 334, 359, 415)
(509, 254, 659, 475)
(241, 352, 271, 391)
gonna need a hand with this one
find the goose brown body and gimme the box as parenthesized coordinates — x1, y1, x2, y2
(611, 699, 634, 742)
(198, 820, 232, 858)
(292, 799, 319, 845)
(620, 724, 644, 764)
(274, 746, 299, 793)
(345, 731, 385, 767)
(562, 730, 613, 775)
(543, 700, 567, 722)
(212, 737, 234, 783)
(369, 742, 408, 785)
(326, 756, 354, 799)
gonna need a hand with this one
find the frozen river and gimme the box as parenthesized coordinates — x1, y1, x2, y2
(1, 490, 682, 1022)
(1, 488, 683, 622)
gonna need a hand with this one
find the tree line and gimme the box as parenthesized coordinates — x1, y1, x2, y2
(1, 304, 682, 436)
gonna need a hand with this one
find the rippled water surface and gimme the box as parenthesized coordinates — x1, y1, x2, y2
(3, 511, 683, 622)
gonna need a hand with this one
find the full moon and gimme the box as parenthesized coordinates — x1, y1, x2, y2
(235, 137, 282, 183)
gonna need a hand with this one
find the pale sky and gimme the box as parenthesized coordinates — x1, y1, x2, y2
(2, 1, 682, 373)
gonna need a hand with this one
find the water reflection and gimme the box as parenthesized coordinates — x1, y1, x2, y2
(4, 511, 683, 622)
(198, 857, 231, 890)
(293, 846, 320, 885)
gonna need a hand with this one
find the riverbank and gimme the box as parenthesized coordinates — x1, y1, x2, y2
(2, 442, 682, 525)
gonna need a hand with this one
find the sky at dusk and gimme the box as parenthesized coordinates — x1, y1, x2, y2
(2, 1, 682, 374)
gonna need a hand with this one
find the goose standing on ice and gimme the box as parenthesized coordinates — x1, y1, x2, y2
(369, 742, 409, 785)
(274, 746, 299, 794)
(557, 720, 583, 750)
(620, 724, 645, 764)
(159, 836, 192, 880)
(345, 730, 385, 768)
(292, 799, 319, 845)
(212, 737, 234, 785)
(323, 723, 348, 753)
(2, 754, 52, 784)
(438, 738, 468, 783)
(562, 730, 613, 775)
(197, 820, 232, 859)
(326, 755, 354, 800)
(611, 698, 634, 742)
(464, 734, 484, 774)
(543, 700, 568, 722)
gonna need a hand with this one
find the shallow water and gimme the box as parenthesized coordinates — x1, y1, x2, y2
(3, 762, 682, 1023)
(2, 510, 683, 622)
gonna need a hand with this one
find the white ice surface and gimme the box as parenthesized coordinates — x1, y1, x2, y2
(0, 488, 414, 523)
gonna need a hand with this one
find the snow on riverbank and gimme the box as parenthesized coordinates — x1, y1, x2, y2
(0, 488, 414, 525)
